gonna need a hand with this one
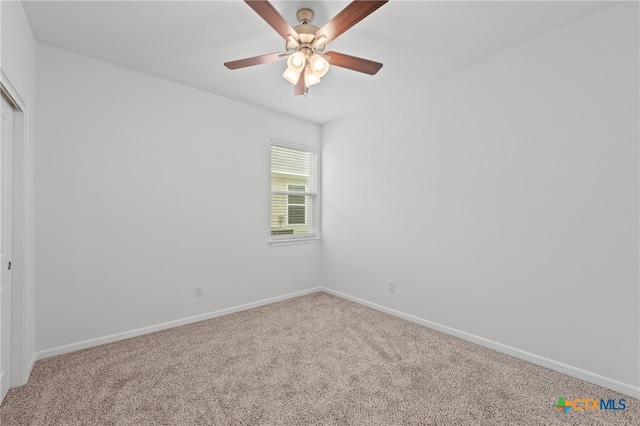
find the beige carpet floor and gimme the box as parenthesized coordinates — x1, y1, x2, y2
(0, 292, 637, 425)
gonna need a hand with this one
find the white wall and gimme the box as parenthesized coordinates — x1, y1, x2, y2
(1, 0, 37, 384)
(322, 3, 639, 390)
(35, 44, 321, 351)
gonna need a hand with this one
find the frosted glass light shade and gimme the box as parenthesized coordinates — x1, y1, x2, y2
(308, 54, 329, 78)
(283, 67, 301, 85)
(287, 51, 306, 73)
(304, 66, 321, 86)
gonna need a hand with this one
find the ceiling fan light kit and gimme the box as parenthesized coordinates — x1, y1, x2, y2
(224, 0, 388, 96)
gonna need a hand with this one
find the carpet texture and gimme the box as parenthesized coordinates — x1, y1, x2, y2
(0, 292, 636, 425)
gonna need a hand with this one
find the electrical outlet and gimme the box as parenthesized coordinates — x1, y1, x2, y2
(195, 285, 203, 297)
(387, 281, 395, 293)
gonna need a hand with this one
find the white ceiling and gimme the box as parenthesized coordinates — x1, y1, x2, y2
(22, 0, 617, 124)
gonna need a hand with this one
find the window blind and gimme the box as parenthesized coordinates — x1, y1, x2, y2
(270, 143, 318, 240)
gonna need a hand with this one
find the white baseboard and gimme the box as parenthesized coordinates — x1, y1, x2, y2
(322, 288, 640, 399)
(35, 287, 322, 361)
(31, 285, 639, 399)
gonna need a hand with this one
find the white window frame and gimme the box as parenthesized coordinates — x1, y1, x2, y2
(270, 139, 320, 246)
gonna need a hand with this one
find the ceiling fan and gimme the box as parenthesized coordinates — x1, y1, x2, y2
(224, 0, 388, 96)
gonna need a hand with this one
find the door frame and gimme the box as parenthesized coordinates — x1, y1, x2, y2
(1, 69, 31, 387)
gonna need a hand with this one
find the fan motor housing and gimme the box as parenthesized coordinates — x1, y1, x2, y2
(286, 8, 324, 53)
(294, 23, 319, 43)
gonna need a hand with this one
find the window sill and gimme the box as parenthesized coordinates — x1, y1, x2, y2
(269, 237, 321, 247)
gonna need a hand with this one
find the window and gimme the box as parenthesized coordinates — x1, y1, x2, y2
(287, 184, 306, 225)
(270, 141, 318, 243)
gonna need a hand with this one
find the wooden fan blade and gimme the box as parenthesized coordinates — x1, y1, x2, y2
(224, 52, 286, 70)
(294, 71, 305, 96)
(245, 0, 299, 40)
(315, 0, 388, 44)
(325, 51, 383, 75)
